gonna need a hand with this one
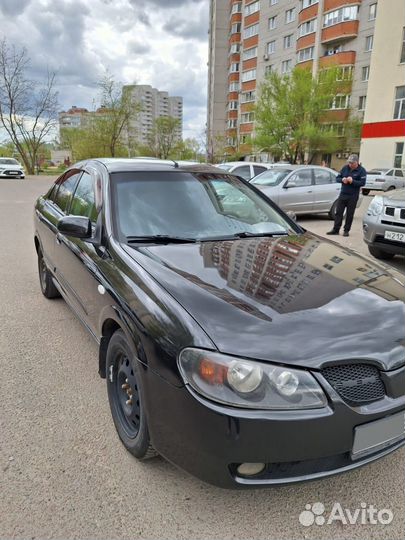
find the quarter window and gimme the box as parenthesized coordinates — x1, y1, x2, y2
(70, 172, 98, 222)
(54, 171, 82, 213)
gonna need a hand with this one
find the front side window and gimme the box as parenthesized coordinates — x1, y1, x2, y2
(70, 172, 98, 222)
(112, 172, 298, 241)
(251, 169, 292, 187)
(53, 171, 82, 213)
(288, 169, 312, 187)
(394, 86, 405, 119)
(233, 166, 251, 180)
(314, 169, 334, 185)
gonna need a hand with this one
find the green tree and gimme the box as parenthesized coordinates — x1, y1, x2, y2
(0, 39, 58, 174)
(254, 67, 352, 164)
(148, 116, 181, 159)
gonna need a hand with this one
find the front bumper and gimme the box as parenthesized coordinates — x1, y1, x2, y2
(142, 365, 405, 488)
(363, 212, 405, 255)
(0, 170, 24, 178)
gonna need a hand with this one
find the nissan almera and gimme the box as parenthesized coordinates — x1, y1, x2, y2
(34, 158, 405, 488)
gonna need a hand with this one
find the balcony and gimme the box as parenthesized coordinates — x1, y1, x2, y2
(319, 50, 356, 67)
(299, 3, 319, 24)
(324, 0, 360, 12)
(321, 20, 359, 44)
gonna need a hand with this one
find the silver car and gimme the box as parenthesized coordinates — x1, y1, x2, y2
(250, 165, 360, 218)
(216, 161, 275, 180)
(0, 157, 25, 179)
(362, 168, 405, 195)
(363, 189, 405, 260)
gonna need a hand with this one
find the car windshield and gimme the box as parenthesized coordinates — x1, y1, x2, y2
(368, 169, 389, 175)
(112, 171, 299, 241)
(0, 158, 19, 165)
(251, 169, 292, 187)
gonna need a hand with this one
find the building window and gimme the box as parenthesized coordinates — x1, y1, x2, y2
(365, 35, 373, 52)
(394, 142, 404, 168)
(268, 16, 277, 29)
(369, 3, 377, 20)
(323, 6, 358, 27)
(230, 62, 240, 73)
(394, 86, 405, 119)
(227, 137, 237, 146)
(230, 43, 241, 54)
(267, 40, 276, 54)
(265, 64, 275, 75)
(229, 81, 240, 92)
(244, 23, 259, 38)
(242, 69, 257, 81)
(326, 44, 343, 55)
(361, 65, 370, 81)
(284, 34, 293, 49)
(241, 90, 256, 102)
(231, 23, 241, 34)
(270, 0, 278, 4)
(231, 2, 242, 14)
(358, 95, 366, 111)
(240, 134, 251, 144)
(401, 27, 405, 63)
(227, 119, 237, 128)
(302, 0, 318, 8)
(330, 94, 351, 109)
(285, 8, 296, 23)
(228, 101, 238, 110)
(322, 123, 345, 136)
(299, 19, 317, 37)
(245, 1, 260, 16)
(240, 112, 255, 123)
(281, 59, 293, 74)
(243, 47, 258, 60)
(297, 46, 314, 62)
(336, 66, 353, 81)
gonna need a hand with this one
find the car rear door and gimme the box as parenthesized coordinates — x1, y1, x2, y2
(278, 169, 314, 213)
(312, 168, 340, 212)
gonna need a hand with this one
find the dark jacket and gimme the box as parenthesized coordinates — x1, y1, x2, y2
(336, 164, 367, 197)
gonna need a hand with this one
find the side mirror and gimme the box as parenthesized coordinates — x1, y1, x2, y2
(57, 216, 92, 239)
(286, 210, 297, 221)
(285, 181, 297, 189)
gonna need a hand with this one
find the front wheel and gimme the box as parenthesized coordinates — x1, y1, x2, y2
(38, 250, 60, 298)
(368, 245, 395, 260)
(362, 189, 370, 196)
(328, 200, 338, 220)
(387, 186, 396, 191)
(106, 330, 157, 460)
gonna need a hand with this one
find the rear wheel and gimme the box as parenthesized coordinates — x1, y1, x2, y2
(362, 189, 370, 196)
(328, 200, 338, 220)
(38, 250, 60, 298)
(387, 186, 396, 191)
(106, 330, 157, 460)
(368, 245, 395, 260)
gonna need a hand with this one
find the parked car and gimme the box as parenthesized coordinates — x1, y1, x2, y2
(362, 168, 405, 195)
(34, 158, 405, 488)
(250, 165, 362, 218)
(216, 161, 275, 180)
(0, 157, 25, 179)
(363, 189, 405, 260)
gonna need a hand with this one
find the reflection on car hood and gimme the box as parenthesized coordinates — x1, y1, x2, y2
(123, 232, 405, 370)
(381, 188, 405, 205)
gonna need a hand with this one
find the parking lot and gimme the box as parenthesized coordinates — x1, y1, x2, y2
(0, 176, 404, 540)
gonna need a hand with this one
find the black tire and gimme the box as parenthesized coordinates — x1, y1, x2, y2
(328, 199, 338, 220)
(38, 249, 60, 298)
(106, 330, 157, 460)
(387, 186, 396, 191)
(362, 189, 370, 195)
(368, 245, 395, 260)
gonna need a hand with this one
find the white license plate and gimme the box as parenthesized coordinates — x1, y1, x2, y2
(9, 171, 18, 175)
(384, 231, 405, 243)
(352, 412, 405, 460)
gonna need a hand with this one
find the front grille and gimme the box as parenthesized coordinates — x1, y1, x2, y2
(385, 207, 395, 216)
(381, 220, 405, 228)
(321, 364, 385, 406)
(4, 170, 22, 175)
(401, 209, 405, 220)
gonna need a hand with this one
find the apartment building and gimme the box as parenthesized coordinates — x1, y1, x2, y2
(359, 0, 405, 170)
(207, 0, 378, 166)
(124, 84, 183, 145)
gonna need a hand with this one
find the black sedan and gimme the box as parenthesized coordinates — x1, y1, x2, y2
(34, 158, 405, 488)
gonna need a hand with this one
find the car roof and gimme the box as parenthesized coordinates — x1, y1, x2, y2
(74, 158, 222, 175)
(217, 161, 274, 167)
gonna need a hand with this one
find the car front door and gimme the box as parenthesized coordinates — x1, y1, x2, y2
(278, 169, 314, 213)
(312, 168, 340, 212)
(232, 165, 252, 181)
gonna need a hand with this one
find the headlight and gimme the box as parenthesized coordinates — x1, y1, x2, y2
(178, 348, 327, 410)
(367, 196, 384, 216)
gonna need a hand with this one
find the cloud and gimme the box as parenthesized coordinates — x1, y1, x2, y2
(0, 0, 209, 139)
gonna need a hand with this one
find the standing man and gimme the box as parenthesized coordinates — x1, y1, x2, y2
(327, 154, 367, 237)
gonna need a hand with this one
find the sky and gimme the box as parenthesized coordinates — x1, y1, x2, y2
(0, 0, 210, 141)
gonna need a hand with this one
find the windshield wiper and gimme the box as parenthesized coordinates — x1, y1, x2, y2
(232, 230, 289, 238)
(126, 235, 197, 244)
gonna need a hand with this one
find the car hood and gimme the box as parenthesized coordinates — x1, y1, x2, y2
(0, 163, 23, 170)
(122, 233, 405, 371)
(381, 188, 405, 205)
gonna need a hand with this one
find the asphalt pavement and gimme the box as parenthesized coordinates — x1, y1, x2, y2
(0, 176, 404, 540)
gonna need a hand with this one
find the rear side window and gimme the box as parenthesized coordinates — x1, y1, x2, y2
(394, 169, 403, 177)
(233, 165, 251, 180)
(314, 169, 334, 185)
(54, 171, 82, 213)
(70, 172, 98, 222)
(253, 165, 267, 176)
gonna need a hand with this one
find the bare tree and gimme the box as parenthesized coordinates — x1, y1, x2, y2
(0, 39, 58, 174)
(148, 116, 181, 159)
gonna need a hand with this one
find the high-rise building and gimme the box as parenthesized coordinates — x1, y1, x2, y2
(207, 0, 378, 167)
(360, 0, 405, 170)
(124, 84, 183, 146)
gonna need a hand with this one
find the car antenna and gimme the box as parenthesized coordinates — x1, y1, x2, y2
(170, 160, 179, 168)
